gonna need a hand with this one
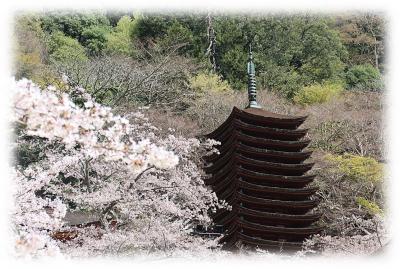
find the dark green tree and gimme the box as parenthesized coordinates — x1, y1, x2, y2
(81, 25, 110, 55)
(214, 15, 347, 97)
(40, 11, 110, 43)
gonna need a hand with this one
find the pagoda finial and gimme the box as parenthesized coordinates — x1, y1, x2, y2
(246, 43, 261, 108)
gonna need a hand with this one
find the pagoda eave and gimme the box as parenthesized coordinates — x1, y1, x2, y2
(225, 192, 319, 213)
(213, 206, 322, 227)
(205, 143, 313, 164)
(207, 107, 308, 139)
(203, 105, 321, 250)
(208, 119, 309, 141)
(205, 166, 316, 188)
(216, 132, 311, 152)
(215, 181, 317, 201)
(235, 232, 304, 250)
(205, 155, 314, 175)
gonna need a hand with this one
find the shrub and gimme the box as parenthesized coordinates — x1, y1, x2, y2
(81, 25, 110, 55)
(311, 120, 351, 153)
(189, 72, 232, 94)
(312, 152, 385, 237)
(40, 11, 111, 41)
(303, 91, 384, 159)
(105, 32, 132, 55)
(356, 197, 383, 215)
(325, 153, 383, 183)
(105, 16, 138, 56)
(47, 31, 88, 63)
(29, 66, 69, 90)
(345, 64, 383, 91)
(259, 66, 304, 99)
(293, 81, 344, 105)
(158, 20, 194, 54)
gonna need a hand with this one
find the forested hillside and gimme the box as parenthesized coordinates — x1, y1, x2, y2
(14, 11, 385, 100)
(11, 11, 387, 258)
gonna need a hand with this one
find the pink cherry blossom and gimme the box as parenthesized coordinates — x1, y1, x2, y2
(12, 78, 226, 258)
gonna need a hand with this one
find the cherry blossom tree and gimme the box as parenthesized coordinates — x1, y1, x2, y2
(11, 78, 225, 258)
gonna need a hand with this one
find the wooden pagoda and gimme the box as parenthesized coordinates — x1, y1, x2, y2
(203, 47, 322, 251)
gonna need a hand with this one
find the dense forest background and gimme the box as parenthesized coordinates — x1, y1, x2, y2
(12, 11, 388, 256)
(14, 11, 385, 102)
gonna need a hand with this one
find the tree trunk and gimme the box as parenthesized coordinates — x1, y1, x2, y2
(374, 36, 379, 69)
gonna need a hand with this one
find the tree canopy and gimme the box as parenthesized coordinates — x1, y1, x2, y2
(14, 11, 385, 99)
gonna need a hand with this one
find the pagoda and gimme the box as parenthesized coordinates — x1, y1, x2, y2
(204, 46, 322, 251)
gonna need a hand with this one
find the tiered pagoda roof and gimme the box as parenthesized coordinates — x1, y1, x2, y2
(204, 106, 322, 251)
(202, 45, 322, 251)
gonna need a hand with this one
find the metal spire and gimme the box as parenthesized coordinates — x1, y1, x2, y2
(246, 44, 261, 108)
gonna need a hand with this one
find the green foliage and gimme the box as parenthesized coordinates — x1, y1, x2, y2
(326, 153, 384, 183)
(345, 64, 383, 91)
(81, 25, 110, 55)
(47, 31, 88, 63)
(13, 15, 64, 88)
(212, 15, 347, 95)
(135, 15, 207, 59)
(44, 13, 348, 97)
(158, 20, 195, 54)
(40, 11, 110, 41)
(258, 65, 303, 99)
(212, 17, 248, 90)
(134, 15, 172, 40)
(40, 11, 111, 56)
(15, 12, 386, 102)
(294, 81, 344, 105)
(189, 72, 232, 93)
(176, 15, 209, 60)
(356, 197, 383, 215)
(105, 32, 132, 56)
(104, 16, 138, 56)
(218, 44, 248, 90)
(115, 15, 139, 35)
